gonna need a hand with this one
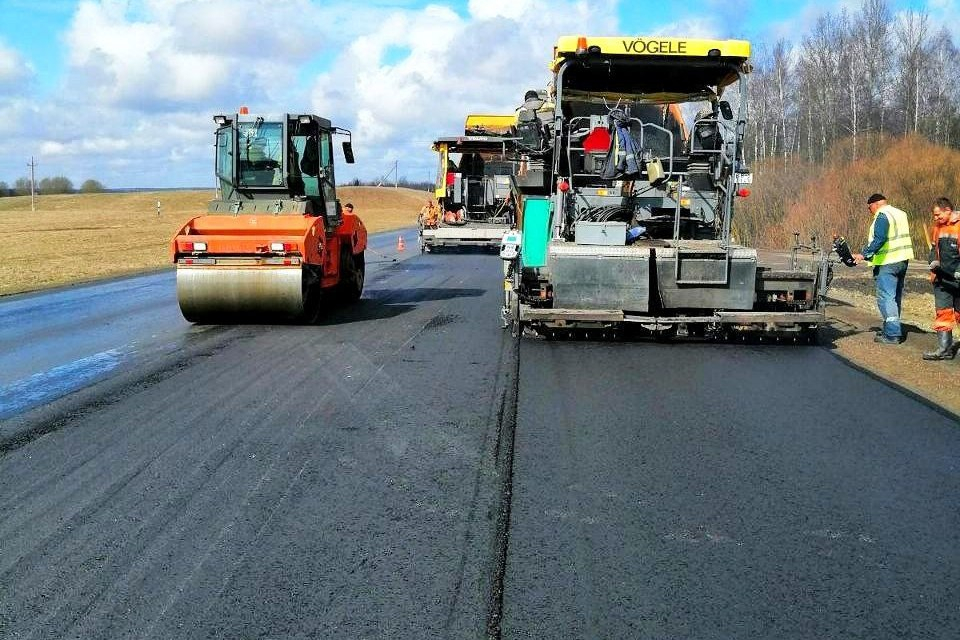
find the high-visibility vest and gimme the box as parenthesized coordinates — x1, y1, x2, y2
(869, 204, 914, 265)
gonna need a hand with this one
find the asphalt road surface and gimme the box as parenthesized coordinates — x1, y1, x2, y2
(503, 342, 960, 639)
(0, 230, 416, 422)
(2, 233, 958, 639)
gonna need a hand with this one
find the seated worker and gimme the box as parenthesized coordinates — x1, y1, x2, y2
(443, 207, 465, 225)
(459, 152, 484, 176)
(419, 199, 440, 228)
(515, 90, 549, 153)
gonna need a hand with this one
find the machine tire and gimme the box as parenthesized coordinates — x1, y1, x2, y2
(299, 283, 323, 324)
(337, 249, 365, 303)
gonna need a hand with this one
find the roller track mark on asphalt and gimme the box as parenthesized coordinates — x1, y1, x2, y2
(1, 251, 513, 637)
(345, 278, 460, 402)
(483, 330, 521, 639)
(0, 324, 243, 455)
(2, 335, 322, 639)
(190, 344, 395, 623)
(142, 458, 312, 639)
(9, 434, 239, 640)
(440, 330, 518, 637)
(142, 275, 490, 636)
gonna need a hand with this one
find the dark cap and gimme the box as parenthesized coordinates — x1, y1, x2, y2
(866, 193, 886, 204)
(524, 90, 539, 101)
(344, 202, 354, 209)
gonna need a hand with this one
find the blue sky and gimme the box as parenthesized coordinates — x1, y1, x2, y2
(0, 0, 954, 188)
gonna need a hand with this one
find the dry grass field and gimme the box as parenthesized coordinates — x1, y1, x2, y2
(0, 186, 427, 296)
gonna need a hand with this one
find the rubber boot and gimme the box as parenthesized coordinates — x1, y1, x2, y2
(922, 331, 954, 360)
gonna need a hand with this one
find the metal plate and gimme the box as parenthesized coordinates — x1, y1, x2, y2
(654, 246, 757, 310)
(423, 226, 509, 240)
(575, 222, 627, 246)
(550, 249, 650, 311)
(177, 265, 305, 322)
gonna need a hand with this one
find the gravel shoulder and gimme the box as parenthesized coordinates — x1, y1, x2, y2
(822, 263, 960, 420)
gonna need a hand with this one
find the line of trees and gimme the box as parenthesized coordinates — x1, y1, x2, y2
(746, 0, 960, 166)
(341, 177, 433, 191)
(0, 177, 106, 197)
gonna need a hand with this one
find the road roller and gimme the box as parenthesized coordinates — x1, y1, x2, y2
(171, 109, 366, 323)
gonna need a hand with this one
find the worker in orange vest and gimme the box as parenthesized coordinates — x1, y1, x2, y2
(419, 199, 440, 228)
(923, 197, 960, 360)
(443, 207, 465, 225)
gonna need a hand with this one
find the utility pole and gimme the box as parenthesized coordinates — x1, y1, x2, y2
(376, 159, 399, 188)
(27, 156, 36, 212)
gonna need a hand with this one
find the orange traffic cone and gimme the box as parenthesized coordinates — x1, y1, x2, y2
(397, 235, 406, 252)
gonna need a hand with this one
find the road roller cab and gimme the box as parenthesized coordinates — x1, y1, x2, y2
(172, 110, 366, 323)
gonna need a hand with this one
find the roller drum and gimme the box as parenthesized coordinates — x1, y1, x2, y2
(176, 265, 309, 322)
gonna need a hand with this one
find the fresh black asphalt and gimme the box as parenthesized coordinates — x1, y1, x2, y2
(504, 341, 960, 639)
(1, 241, 958, 639)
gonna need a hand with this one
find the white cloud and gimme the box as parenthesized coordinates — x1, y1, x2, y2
(645, 17, 724, 39)
(0, 0, 331, 186)
(0, 39, 34, 89)
(64, 0, 323, 108)
(927, 0, 960, 43)
(2, 0, 623, 187)
(467, 0, 538, 19)
(0, 100, 33, 142)
(310, 0, 618, 181)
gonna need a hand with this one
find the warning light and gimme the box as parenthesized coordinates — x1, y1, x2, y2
(558, 180, 570, 192)
(239, 106, 249, 115)
(737, 188, 751, 198)
(576, 36, 588, 55)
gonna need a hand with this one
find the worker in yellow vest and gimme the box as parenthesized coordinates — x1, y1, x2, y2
(853, 193, 915, 344)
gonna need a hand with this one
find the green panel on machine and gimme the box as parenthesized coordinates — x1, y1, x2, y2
(522, 197, 551, 268)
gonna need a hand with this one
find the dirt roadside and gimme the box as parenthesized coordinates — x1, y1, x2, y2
(821, 263, 960, 420)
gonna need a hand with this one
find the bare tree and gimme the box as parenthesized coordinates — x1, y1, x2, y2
(772, 40, 793, 164)
(740, 0, 959, 166)
(798, 12, 848, 160)
(856, 0, 892, 135)
(894, 9, 929, 134)
(920, 27, 958, 146)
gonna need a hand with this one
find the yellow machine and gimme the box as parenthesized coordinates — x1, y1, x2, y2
(419, 114, 521, 252)
(502, 36, 831, 340)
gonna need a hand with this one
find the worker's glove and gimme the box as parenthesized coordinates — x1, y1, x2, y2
(929, 260, 940, 271)
(954, 271, 960, 282)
